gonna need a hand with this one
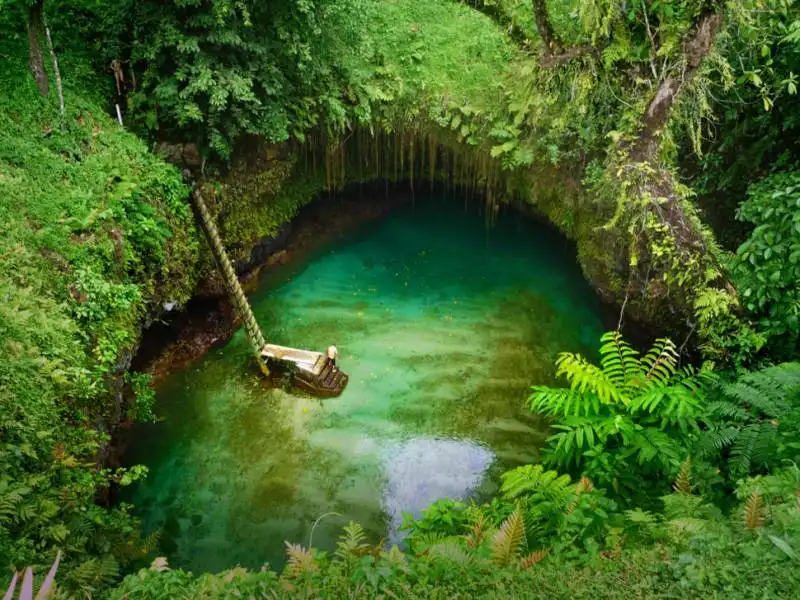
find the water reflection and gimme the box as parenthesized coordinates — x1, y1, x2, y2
(382, 437, 494, 542)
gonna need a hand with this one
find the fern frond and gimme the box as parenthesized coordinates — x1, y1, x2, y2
(662, 494, 715, 521)
(731, 422, 778, 475)
(725, 382, 789, 418)
(412, 532, 446, 555)
(500, 465, 572, 505)
(429, 541, 473, 566)
(575, 476, 594, 494)
(625, 427, 683, 471)
(334, 521, 369, 560)
(706, 400, 750, 421)
(695, 425, 739, 457)
(625, 508, 658, 526)
(547, 417, 612, 467)
(723, 363, 800, 419)
(567, 476, 595, 514)
(66, 556, 119, 594)
(491, 506, 526, 566)
(639, 337, 679, 385)
(529, 386, 600, 418)
(518, 548, 549, 569)
(464, 511, 489, 549)
(284, 542, 318, 578)
(666, 517, 710, 539)
(673, 457, 692, 494)
(630, 383, 704, 426)
(381, 545, 407, 568)
(743, 492, 765, 530)
(599, 330, 641, 388)
(556, 352, 625, 405)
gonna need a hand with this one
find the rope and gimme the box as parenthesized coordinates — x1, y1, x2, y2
(190, 185, 269, 368)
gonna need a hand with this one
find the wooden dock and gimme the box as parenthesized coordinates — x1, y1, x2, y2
(260, 344, 349, 397)
(189, 180, 348, 397)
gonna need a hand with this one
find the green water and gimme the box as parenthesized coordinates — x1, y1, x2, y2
(126, 198, 604, 574)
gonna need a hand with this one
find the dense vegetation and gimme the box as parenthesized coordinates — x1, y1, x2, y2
(1, 0, 799, 597)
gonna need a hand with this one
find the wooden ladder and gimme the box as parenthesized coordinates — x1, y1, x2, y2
(190, 183, 269, 374)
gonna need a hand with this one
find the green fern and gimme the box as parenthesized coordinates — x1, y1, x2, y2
(698, 362, 800, 476)
(528, 331, 709, 496)
(599, 330, 642, 390)
(380, 545, 407, 568)
(464, 508, 490, 549)
(428, 541, 474, 566)
(334, 521, 369, 561)
(500, 465, 572, 505)
(723, 363, 800, 419)
(66, 556, 119, 595)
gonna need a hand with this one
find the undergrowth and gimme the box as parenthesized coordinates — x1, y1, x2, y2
(0, 39, 199, 590)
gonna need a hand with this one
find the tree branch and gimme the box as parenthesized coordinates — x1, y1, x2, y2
(631, 9, 725, 162)
(44, 17, 65, 125)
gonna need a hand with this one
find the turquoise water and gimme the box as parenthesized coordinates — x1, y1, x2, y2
(126, 198, 604, 574)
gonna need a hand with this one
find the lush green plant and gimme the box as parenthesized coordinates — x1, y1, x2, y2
(108, 463, 800, 598)
(731, 170, 800, 351)
(120, 0, 375, 158)
(0, 28, 197, 593)
(528, 331, 711, 502)
(698, 362, 800, 479)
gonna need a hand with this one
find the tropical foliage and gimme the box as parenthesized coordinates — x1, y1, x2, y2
(107, 465, 800, 598)
(698, 362, 800, 480)
(730, 170, 800, 351)
(1, 0, 800, 596)
(528, 331, 711, 501)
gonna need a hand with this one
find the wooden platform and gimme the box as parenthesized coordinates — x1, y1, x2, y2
(260, 344, 349, 397)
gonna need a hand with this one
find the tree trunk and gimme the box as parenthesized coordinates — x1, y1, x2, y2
(532, 0, 563, 54)
(27, 0, 49, 96)
(630, 10, 725, 162)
